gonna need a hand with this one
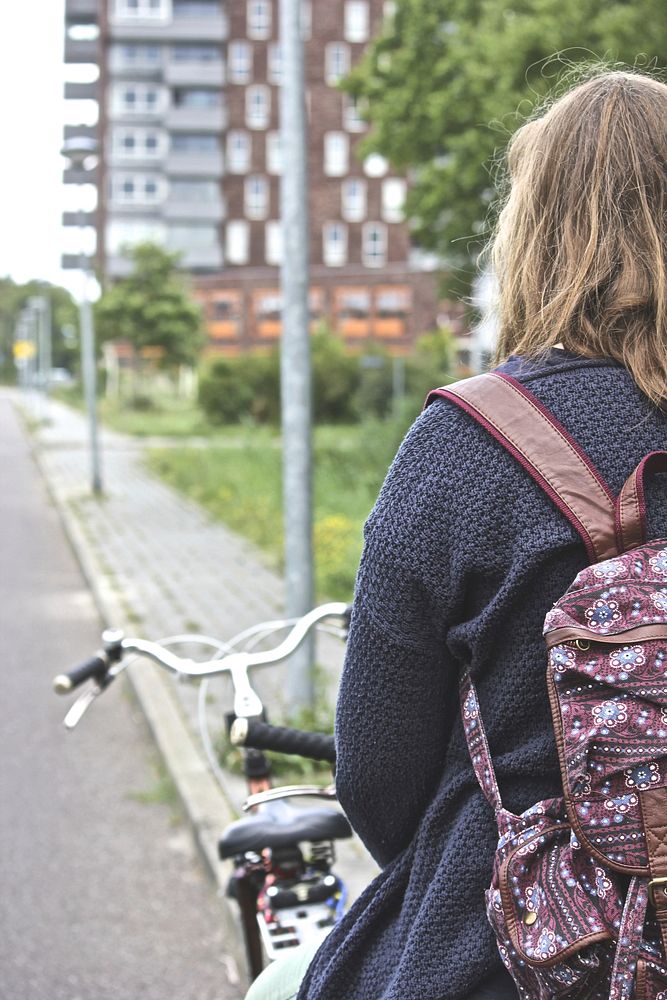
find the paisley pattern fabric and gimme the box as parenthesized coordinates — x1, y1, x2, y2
(460, 540, 667, 999)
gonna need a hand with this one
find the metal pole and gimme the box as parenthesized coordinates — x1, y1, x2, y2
(279, 0, 314, 709)
(78, 207, 102, 495)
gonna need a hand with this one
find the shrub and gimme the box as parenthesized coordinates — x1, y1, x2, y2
(198, 358, 256, 424)
(311, 328, 360, 423)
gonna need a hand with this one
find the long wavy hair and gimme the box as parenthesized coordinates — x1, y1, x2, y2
(491, 69, 667, 409)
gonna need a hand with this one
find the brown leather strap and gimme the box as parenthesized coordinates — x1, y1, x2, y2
(640, 787, 667, 959)
(426, 373, 618, 562)
(616, 451, 667, 552)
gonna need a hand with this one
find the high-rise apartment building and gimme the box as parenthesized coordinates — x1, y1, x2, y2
(63, 0, 445, 353)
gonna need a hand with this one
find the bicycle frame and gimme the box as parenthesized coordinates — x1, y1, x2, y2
(54, 603, 352, 982)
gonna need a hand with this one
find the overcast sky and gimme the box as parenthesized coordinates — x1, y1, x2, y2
(0, 0, 78, 292)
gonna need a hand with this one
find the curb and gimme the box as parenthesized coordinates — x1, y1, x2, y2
(26, 411, 250, 991)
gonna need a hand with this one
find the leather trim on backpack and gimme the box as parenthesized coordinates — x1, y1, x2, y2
(425, 373, 618, 562)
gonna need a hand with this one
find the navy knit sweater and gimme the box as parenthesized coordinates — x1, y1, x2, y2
(297, 351, 667, 1000)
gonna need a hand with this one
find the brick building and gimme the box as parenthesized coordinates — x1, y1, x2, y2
(63, 0, 448, 356)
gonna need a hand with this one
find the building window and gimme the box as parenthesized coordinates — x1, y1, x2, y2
(173, 1, 220, 15)
(113, 43, 162, 67)
(112, 83, 164, 115)
(113, 127, 165, 158)
(344, 1, 369, 42)
(106, 219, 167, 254)
(246, 85, 270, 129)
(336, 287, 371, 336)
(167, 225, 218, 250)
(228, 40, 253, 84)
(362, 222, 387, 267)
(171, 44, 219, 61)
(169, 179, 219, 202)
(244, 174, 269, 219)
(363, 153, 389, 177)
(267, 43, 283, 85)
(265, 221, 283, 265)
(247, 0, 271, 40)
(113, 0, 170, 20)
(325, 43, 350, 86)
(324, 133, 349, 177)
(171, 132, 219, 152)
(173, 88, 221, 108)
(226, 220, 249, 264)
(323, 222, 348, 267)
(343, 94, 366, 132)
(227, 131, 251, 173)
(110, 173, 165, 204)
(266, 131, 282, 174)
(341, 177, 366, 222)
(382, 178, 406, 222)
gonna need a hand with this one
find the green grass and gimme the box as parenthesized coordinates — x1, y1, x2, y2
(145, 416, 412, 601)
(53, 386, 218, 438)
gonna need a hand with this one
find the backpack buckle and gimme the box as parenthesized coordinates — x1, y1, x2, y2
(648, 878, 667, 907)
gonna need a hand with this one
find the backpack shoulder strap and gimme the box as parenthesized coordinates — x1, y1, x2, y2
(425, 372, 618, 563)
(616, 450, 667, 551)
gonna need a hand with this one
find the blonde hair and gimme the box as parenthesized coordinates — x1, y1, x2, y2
(491, 69, 667, 408)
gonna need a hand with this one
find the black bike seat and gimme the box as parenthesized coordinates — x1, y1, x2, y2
(218, 807, 352, 859)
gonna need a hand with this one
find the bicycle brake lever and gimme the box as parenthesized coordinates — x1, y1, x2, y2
(63, 685, 103, 730)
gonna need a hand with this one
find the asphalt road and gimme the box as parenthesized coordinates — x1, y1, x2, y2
(0, 396, 243, 1000)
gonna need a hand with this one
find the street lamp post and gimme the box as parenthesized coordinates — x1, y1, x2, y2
(279, 0, 314, 709)
(61, 136, 102, 495)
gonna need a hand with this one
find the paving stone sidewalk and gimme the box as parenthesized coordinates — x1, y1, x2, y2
(16, 389, 378, 975)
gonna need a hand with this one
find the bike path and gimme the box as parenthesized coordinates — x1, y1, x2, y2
(0, 392, 243, 1000)
(12, 391, 380, 966)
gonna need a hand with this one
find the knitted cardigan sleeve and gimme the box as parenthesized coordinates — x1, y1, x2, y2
(334, 404, 463, 867)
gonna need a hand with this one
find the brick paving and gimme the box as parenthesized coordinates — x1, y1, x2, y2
(23, 390, 378, 910)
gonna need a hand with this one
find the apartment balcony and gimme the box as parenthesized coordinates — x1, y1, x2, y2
(65, 0, 98, 24)
(62, 252, 96, 270)
(106, 255, 135, 279)
(63, 165, 100, 185)
(164, 60, 225, 88)
(109, 15, 226, 43)
(65, 80, 100, 101)
(164, 150, 223, 177)
(64, 36, 99, 63)
(108, 50, 163, 77)
(165, 106, 225, 132)
(62, 210, 98, 227)
(177, 245, 224, 271)
(163, 199, 224, 222)
(64, 124, 98, 142)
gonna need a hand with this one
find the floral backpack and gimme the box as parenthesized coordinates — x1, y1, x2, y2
(426, 372, 667, 1000)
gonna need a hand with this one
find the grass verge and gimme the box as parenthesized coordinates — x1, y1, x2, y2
(145, 416, 412, 601)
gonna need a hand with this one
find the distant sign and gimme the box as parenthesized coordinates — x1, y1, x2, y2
(13, 340, 36, 360)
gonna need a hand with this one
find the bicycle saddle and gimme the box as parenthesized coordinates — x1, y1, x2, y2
(218, 804, 353, 859)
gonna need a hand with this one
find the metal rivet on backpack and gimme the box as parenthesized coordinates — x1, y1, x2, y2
(523, 911, 537, 926)
(574, 639, 591, 651)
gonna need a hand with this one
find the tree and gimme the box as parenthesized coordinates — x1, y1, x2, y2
(0, 277, 79, 382)
(94, 243, 205, 370)
(345, 0, 667, 278)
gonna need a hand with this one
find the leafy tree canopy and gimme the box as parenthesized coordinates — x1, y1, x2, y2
(94, 243, 205, 369)
(0, 277, 79, 380)
(345, 0, 666, 275)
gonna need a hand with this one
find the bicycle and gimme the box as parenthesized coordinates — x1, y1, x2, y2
(53, 602, 354, 983)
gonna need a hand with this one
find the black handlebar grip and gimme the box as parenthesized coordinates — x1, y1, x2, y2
(53, 653, 109, 695)
(231, 718, 336, 764)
